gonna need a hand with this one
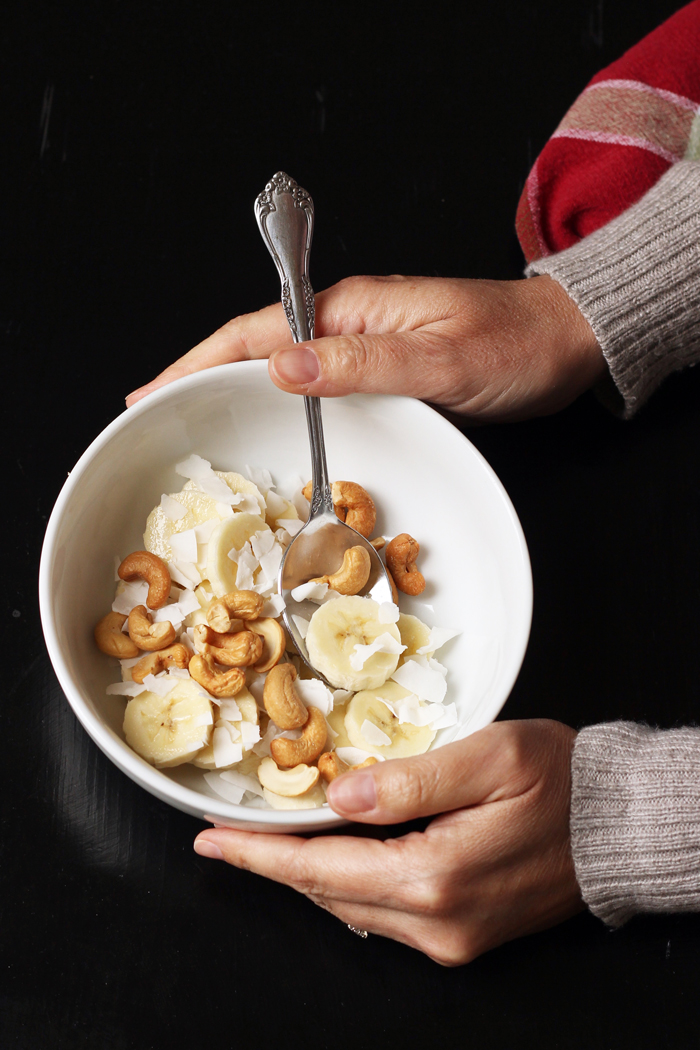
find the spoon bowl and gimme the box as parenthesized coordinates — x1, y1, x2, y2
(279, 511, 393, 683)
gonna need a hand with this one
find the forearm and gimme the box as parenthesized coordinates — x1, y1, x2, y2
(571, 721, 700, 926)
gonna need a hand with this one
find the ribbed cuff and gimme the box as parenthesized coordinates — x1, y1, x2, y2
(526, 161, 700, 418)
(571, 722, 700, 927)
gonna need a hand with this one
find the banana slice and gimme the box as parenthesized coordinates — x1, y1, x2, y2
(344, 682, 436, 758)
(262, 782, 327, 810)
(212, 472, 265, 516)
(305, 595, 403, 691)
(145, 488, 232, 563)
(397, 613, 434, 665)
(143, 472, 264, 563)
(206, 513, 269, 596)
(123, 679, 214, 767)
(191, 687, 259, 770)
(326, 701, 353, 748)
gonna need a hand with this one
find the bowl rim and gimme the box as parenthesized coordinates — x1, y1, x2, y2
(39, 360, 533, 827)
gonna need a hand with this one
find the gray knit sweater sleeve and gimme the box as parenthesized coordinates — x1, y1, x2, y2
(525, 161, 700, 418)
(571, 723, 700, 926)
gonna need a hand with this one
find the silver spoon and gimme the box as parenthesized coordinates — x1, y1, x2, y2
(254, 171, 393, 681)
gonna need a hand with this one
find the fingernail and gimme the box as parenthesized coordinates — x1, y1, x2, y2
(194, 837, 224, 861)
(328, 772, 377, 814)
(272, 347, 319, 385)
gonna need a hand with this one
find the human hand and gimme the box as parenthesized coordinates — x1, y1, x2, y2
(126, 275, 604, 422)
(193, 719, 583, 965)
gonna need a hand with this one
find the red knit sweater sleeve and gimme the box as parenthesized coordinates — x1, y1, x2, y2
(516, 1, 700, 264)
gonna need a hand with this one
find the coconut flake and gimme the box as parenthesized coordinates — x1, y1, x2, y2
(193, 518, 220, 544)
(335, 745, 380, 766)
(350, 633, 405, 671)
(429, 703, 458, 730)
(247, 673, 267, 707)
(161, 493, 188, 522)
(220, 769, 264, 797)
(230, 493, 261, 515)
(257, 544, 283, 585)
(264, 489, 288, 520)
(203, 771, 245, 804)
(215, 502, 235, 518)
(428, 655, 448, 676)
(294, 678, 334, 716)
(119, 655, 142, 669)
(277, 517, 303, 537)
(168, 560, 202, 589)
(217, 698, 242, 721)
(332, 689, 354, 706)
(230, 542, 258, 590)
(176, 455, 235, 502)
(391, 658, 447, 705)
(291, 615, 309, 640)
(416, 626, 461, 655)
(251, 530, 275, 559)
(378, 602, 401, 624)
(239, 721, 261, 749)
(169, 529, 198, 563)
(245, 464, 273, 493)
(360, 719, 392, 747)
(291, 485, 311, 521)
(291, 580, 328, 603)
(213, 725, 243, 768)
(253, 719, 282, 757)
(261, 593, 285, 618)
(166, 667, 191, 680)
(141, 673, 177, 697)
(106, 681, 147, 697)
(112, 579, 150, 615)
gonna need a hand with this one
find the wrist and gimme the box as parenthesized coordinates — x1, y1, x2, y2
(521, 275, 606, 408)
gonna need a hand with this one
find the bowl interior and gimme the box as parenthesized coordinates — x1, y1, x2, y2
(40, 361, 532, 831)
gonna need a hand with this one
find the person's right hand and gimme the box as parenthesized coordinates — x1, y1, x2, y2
(126, 274, 605, 422)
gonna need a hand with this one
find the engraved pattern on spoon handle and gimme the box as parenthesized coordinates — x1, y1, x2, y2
(254, 172, 333, 517)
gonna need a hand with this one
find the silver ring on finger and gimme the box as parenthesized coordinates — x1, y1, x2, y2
(347, 924, 369, 939)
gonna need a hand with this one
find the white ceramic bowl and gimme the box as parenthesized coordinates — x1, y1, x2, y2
(39, 361, 532, 832)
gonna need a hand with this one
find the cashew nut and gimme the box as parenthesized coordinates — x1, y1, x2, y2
(386, 533, 425, 596)
(193, 624, 264, 667)
(270, 706, 327, 768)
(318, 752, 378, 782)
(310, 545, 371, 596)
(127, 605, 177, 651)
(262, 663, 308, 730)
(207, 590, 264, 632)
(318, 751, 349, 782)
(118, 551, 171, 610)
(302, 480, 376, 538)
(370, 536, 386, 550)
(188, 654, 246, 697)
(257, 757, 320, 797)
(131, 643, 191, 683)
(94, 611, 140, 658)
(245, 617, 286, 672)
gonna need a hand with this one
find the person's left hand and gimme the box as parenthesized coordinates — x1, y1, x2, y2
(193, 719, 583, 965)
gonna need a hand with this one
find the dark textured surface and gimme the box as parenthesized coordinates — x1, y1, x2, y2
(4, 1, 700, 1047)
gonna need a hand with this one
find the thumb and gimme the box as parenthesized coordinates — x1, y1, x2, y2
(268, 328, 454, 401)
(326, 721, 538, 825)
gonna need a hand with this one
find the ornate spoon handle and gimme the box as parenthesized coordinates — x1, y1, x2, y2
(254, 172, 333, 519)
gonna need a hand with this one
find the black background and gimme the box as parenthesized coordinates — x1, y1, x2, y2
(4, 1, 700, 1047)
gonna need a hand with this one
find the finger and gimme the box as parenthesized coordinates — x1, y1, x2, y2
(193, 828, 416, 905)
(125, 275, 452, 406)
(125, 301, 291, 406)
(267, 325, 464, 402)
(326, 720, 551, 825)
